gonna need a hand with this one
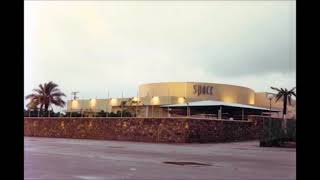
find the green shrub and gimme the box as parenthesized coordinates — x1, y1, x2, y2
(260, 119, 286, 147)
(97, 110, 107, 117)
(286, 119, 296, 142)
(65, 112, 82, 117)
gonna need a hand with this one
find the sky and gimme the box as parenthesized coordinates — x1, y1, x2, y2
(24, 1, 296, 111)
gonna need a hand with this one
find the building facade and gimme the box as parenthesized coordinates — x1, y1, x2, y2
(66, 82, 296, 118)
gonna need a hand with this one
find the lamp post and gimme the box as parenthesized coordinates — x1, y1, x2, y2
(90, 98, 97, 117)
(70, 102, 72, 117)
(121, 92, 123, 118)
(267, 93, 274, 142)
(183, 97, 189, 117)
(135, 92, 139, 117)
(267, 93, 274, 117)
(106, 91, 109, 118)
(151, 96, 154, 118)
(80, 98, 83, 118)
(167, 88, 170, 118)
(70, 91, 79, 117)
(95, 98, 97, 117)
(152, 89, 154, 118)
(184, 83, 189, 117)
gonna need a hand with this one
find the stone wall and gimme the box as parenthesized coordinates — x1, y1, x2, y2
(24, 118, 189, 143)
(24, 116, 275, 143)
(186, 116, 282, 143)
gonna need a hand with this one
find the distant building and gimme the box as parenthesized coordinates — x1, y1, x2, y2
(66, 82, 295, 119)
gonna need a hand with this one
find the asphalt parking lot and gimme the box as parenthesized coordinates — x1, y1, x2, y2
(24, 137, 296, 180)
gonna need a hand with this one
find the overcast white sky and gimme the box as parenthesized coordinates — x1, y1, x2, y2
(24, 1, 296, 110)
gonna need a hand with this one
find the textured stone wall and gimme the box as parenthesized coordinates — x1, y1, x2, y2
(24, 116, 273, 143)
(24, 118, 189, 143)
(186, 116, 276, 143)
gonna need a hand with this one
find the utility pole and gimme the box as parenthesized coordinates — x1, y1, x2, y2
(121, 92, 123, 118)
(106, 91, 109, 117)
(70, 91, 79, 117)
(95, 96, 97, 117)
(184, 82, 190, 117)
(152, 89, 154, 118)
(136, 91, 138, 117)
(168, 88, 170, 117)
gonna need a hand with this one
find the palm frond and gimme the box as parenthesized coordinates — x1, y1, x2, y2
(39, 84, 45, 92)
(45, 82, 58, 94)
(33, 88, 43, 94)
(25, 94, 37, 100)
(271, 87, 281, 92)
(51, 92, 66, 97)
(275, 94, 282, 102)
(289, 87, 296, 92)
(51, 99, 65, 107)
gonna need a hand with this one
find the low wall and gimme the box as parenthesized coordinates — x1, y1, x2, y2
(24, 116, 274, 143)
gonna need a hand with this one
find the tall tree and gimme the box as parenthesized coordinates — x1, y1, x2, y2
(270, 86, 296, 125)
(25, 81, 66, 114)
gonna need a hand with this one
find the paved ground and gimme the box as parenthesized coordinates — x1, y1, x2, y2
(24, 137, 296, 180)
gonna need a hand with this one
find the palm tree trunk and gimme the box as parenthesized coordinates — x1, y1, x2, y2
(39, 104, 43, 117)
(282, 96, 288, 134)
(45, 104, 49, 112)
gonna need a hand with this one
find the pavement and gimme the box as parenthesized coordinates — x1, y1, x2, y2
(24, 137, 296, 180)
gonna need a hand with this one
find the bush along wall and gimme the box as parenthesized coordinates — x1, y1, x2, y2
(286, 119, 296, 142)
(260, 118, 296, 147)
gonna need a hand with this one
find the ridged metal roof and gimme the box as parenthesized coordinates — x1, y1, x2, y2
(161, 100, 280, 112)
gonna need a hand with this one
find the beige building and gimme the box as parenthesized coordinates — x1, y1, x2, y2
(66, 82, 296, 118)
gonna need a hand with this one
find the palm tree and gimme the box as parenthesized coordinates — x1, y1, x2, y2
(26, 99, 39, 117)
(127, 97, 143, 117)
(26, 98, 39, 110)
(119, 100, 128, 117)
(127, 97, 141, 106)
(270, 87, 296, 119)
(25, 81, 66, 116)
